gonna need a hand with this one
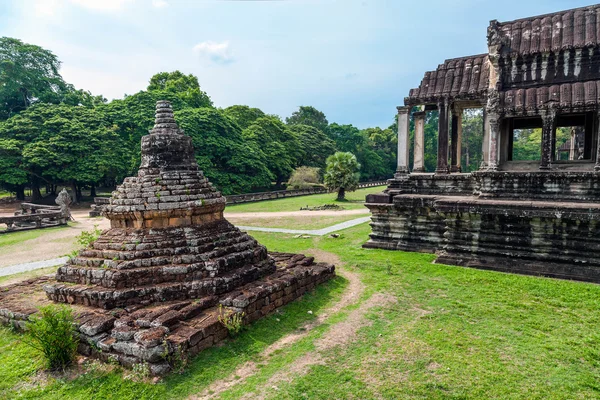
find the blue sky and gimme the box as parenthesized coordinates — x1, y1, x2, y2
(0, 0, 594, 128)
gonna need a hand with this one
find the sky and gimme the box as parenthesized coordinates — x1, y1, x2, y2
(0, 0, 595, 129)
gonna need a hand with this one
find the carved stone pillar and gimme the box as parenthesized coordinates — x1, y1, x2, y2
(540, 108, 557, 170)
(480, 109, 490, 169)
(595, 112, 600, 171)
(395, 106, 411, 177)
(436, 100, 449, 174)
(412, 111, 426, 172)
(450, 107, 463, 172)
(487, 113, 500, 171)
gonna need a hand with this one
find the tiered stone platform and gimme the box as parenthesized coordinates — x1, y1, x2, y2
(1, 252, 333, 375)
(0, 101, 335, 375)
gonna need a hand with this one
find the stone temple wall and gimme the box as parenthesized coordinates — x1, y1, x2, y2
(365, 173, 600, 283)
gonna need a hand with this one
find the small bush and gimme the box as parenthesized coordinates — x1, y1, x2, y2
(287, 166, 322, 189)
(25, 305, 79, 371)
(75, 224, 102, 248)
(69, 225, 102, 259)
(217, 304, 245, 337)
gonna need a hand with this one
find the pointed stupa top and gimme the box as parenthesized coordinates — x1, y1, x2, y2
(151, 100, 184, 134)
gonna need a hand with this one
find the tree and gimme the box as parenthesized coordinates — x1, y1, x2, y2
(223, 105, 266, 130)
(286, 106, 329, 133)
(288, 124, 336, 171)
(175, 107, 272, 194)
(0, 37, 69, 120)
(243, 116, 302, 187)
(324, 152, 360, 201)
(147, 71, 212, 108)
(0, 103, 128, 202)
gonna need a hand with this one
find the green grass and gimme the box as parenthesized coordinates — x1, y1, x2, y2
(225, 185, 386, 213)
(0, 190, 14, 199)
(3, 221, 600, 399)
(0, 226, 68, 248)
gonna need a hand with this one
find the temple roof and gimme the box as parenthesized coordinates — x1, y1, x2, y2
(500, 80, 600, 114)
(491, 4, 600, 55)
(405, 54, 490, 105)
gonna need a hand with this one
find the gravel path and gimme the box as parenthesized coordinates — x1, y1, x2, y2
(238, 216, 371, 236)
(0, 257, 67, 277)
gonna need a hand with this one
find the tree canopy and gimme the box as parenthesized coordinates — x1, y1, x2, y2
(147, 71, 212, 108)
(285, 106, 329, 133)
(0, 37, 68, 120)
(0, 36, 401, 200)
(223, 105, 266, 130)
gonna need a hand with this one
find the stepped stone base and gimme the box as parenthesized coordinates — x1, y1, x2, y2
(366, 190, 600, 283)
(0, 252, 335, 375)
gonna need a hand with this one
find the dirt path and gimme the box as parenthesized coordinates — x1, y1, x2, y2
(0, 210, 109, 268)
(224, 209, 369, 218)
(194, 249, 377, 400)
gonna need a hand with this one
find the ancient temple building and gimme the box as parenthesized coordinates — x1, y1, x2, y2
(365, 5, 600, 282)
(0, 101, 334, 375)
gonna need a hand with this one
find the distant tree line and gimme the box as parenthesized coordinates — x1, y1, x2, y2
(0, 37, 398, 201)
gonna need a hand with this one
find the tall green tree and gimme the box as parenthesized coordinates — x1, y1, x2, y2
(175, 107, 272, 194)
(243, 116, 301, 187)
(288, 124, 335, 171)
(286, 106, 329, 133)
(147, 71, 212, 108)
(0, 103, 128, 202)
(0, 37, 69, 120)
(324, 151, 360, 201)
(223, 105, 266, 130)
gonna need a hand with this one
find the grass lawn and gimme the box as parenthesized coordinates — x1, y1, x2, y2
(2, 222, 600, 399)
(225, 185, 386, 213)
(227, 214, 363, 230)
(0, 226, 68, 248)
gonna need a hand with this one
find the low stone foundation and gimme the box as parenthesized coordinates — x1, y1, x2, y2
(0, 252, 335, 375)
(365, 191, 600, 283)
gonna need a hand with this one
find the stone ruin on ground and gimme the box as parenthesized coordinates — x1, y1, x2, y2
(0, 101, 335, 375)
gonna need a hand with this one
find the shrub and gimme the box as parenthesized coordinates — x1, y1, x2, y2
(287, 166, 322, 189)
(25, 305, 79, 371)
(217, 304, 245, 337)
(69, 224, 102, 259)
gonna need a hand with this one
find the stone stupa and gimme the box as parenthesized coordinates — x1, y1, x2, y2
(45, 100, 276, 309)
(31, 100, 336, 374)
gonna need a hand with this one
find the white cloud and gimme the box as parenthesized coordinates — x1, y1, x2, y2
(152, 0, 169, 8)
(69, 0, 133, 12)
(193, 41, 234, 64)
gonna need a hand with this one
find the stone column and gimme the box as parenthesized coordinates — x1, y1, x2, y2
(395, 106, 411, 178)
(480, 109, 490, 169)
(594, 112, 600, 171)
(540, 108, 557, 170)
(487, 113, 500, 170)
(450, 107, 463, 172)
(436, 100, 449, 174)
(412, 111, 426, 172)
